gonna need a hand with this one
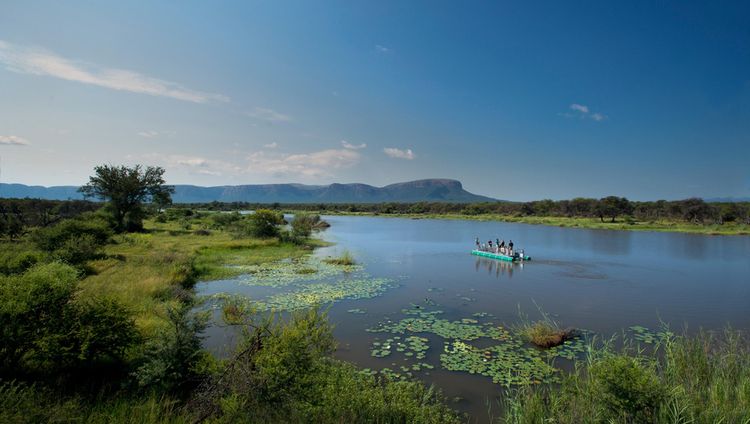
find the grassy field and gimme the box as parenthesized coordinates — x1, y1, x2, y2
(315, 212, 750, 235)
(79, 219, 317, 337)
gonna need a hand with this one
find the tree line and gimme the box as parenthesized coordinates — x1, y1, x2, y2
(178, 197, 750, 225)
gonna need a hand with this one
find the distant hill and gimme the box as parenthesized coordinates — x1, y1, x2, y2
(0, 179, 496, 203)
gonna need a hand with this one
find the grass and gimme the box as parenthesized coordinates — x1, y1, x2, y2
(315, 211, 750, 235)
(512, 303, 576, 349)
(322, 250, 356, 266)
(498, 329, 750, 423)
(516, 321, 574, 348)
(79, 219, 315, 337)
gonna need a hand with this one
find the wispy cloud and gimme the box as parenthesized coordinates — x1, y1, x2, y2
(245, 107, 291, 122)
(383, 147, 415, 160)
(561, 103, 607, 121)
(137, 130, 176, 138)
(139, 153, 238, 177)
(375, 44, 390, 53)
(341, 140, 366, 150)
(0, 40, 228, 103)
(247, 148, 361, 177)
(263, 142, 279, 149)
(570, 104, 589, 114)
(0, 135, 30, 146)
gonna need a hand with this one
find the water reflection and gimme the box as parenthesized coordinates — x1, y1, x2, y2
(587, 228, 632, 255)
(474, 257, 523, 279)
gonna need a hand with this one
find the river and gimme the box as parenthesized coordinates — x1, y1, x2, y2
(196, 215, 750, 420)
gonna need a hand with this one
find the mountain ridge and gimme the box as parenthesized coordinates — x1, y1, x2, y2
(0, 179, 496, 203)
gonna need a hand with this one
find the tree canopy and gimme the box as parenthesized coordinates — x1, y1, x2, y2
(79, 165, 174, 232)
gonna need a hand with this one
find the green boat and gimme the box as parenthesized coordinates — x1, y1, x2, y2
(471, 249, 531, 262)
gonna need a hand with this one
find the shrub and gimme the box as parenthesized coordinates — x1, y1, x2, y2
(210, 212, 242, 229)
(589, 355, 664, 422)
(132, 305, 208, 393)
(32, 216, 112, 252)
(245, 209, 284, 238)
(52, 233, 101, 266)
(0, 248, 43, 275)
(0, 263, 137, 375)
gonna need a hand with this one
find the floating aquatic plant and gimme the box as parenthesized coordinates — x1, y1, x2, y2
(365, 302, 589, 387)
(628, 325, 674, 344)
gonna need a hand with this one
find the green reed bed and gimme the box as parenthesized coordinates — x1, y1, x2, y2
(498, 329, 750, 424)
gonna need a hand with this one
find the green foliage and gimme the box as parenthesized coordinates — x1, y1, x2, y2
(79, 164, 174, 232)
(239, 209, 284, 238)
(30, 215, 112, 267)
(500, 330, 750, 423)
(323, 251, 356, 265)
(194, 307, 458, 423)
(589, 355, 664, 421)
(0, 262, 137, 375)
(209, 211, 242, 229)
(31, 215, 112, 251)
(0, 246, 43, 275)
(132, 305, 208, 393)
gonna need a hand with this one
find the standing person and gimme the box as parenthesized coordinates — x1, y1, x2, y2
(475, 237, 480, 250)
(499, 239, 506, 254)
(509, 240, 514, 255)
(488, 240, 493, 252)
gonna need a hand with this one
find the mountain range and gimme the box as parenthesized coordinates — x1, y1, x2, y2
(0, 179, 496, 203)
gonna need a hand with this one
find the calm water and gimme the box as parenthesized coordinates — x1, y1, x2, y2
(197, 216, 750, 420)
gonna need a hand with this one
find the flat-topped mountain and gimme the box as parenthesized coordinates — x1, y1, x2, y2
(0, 179, 496, 203)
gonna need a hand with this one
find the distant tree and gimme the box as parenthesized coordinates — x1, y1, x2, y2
(247, 209, 285, 238)
(596, 196, 632, 223)
(79, 165, 174, 232)
(680, 198, 715, 224)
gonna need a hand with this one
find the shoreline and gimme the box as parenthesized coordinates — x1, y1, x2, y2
(293, 211, 750, 236)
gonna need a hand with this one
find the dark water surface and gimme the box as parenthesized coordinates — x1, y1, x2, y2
(197, 216, 750, 420)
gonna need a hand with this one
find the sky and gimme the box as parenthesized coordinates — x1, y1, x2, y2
(1, 1, 749, 201)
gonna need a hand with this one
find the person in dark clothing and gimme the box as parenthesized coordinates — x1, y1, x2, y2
(508, 240, 514, 254)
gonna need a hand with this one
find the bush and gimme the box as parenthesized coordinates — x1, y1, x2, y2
(52, 233, 101, 266)
(241, 209, 284, 238)
(0, 248, 43, 275)
(210, 212, 242, 229)
(32, 216, 112, 252)
(0, 262, 137, 375)
(590, 355, 664, 421)
(132, 305, 208, 393)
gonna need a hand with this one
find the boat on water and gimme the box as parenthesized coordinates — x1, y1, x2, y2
(471, 249, 531, 262)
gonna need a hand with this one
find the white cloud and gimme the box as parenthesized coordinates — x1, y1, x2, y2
(263, 142, 279, 149)
(137, 130, 167, 138)
(570, 104, 589, 113)
(375, 44, 390, 53)
(197, 169, 221, 176)
(383, 147, 415, 160)
(245, 107, 291, 122)
(175, 157, 208, 167)
(0, 40, 228, 103)
(0, 135, 30, 146)
(341, 140, 366, 150)
(247, 148, 361, 177)
(563, 103, 607, 121)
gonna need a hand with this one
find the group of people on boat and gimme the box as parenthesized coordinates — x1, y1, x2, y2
(475, 237, 515, 256)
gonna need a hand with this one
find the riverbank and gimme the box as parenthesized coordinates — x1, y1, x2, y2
(309, 212, 750, 235)
(2, 213, 461, 423)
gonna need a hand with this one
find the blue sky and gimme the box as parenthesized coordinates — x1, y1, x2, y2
(1, 1, 749, 201)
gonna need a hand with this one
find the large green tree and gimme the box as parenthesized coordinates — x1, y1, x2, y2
(79, 165, 174, 232)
